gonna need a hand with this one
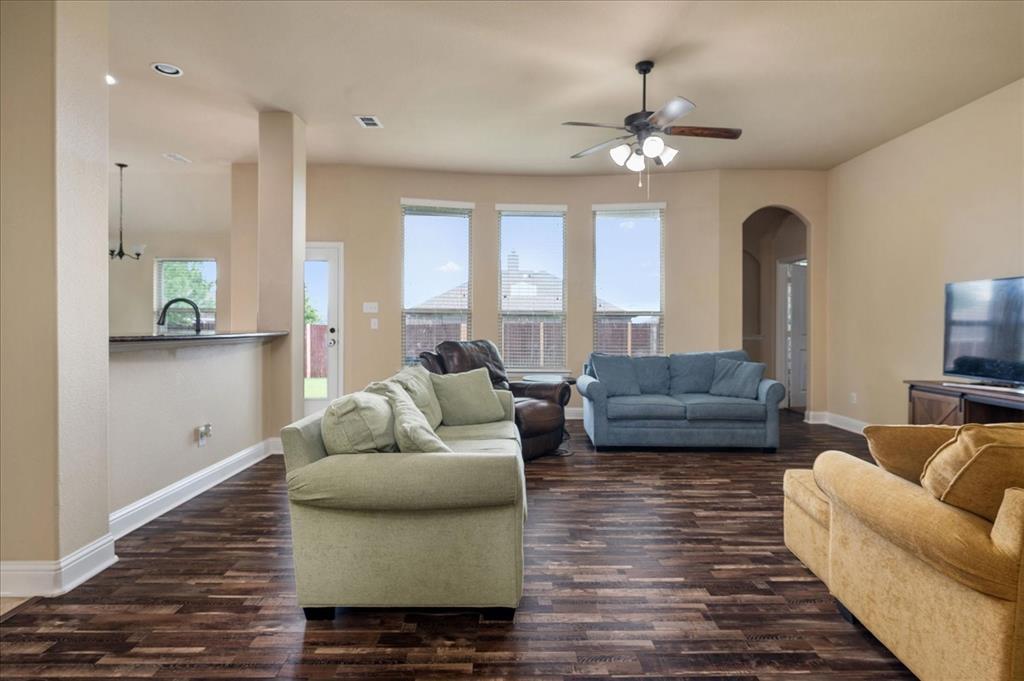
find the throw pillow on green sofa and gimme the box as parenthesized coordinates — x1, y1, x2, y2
(373, 381, 452, 453)
(320, 391, 396, 454)
(709, 358, 765, 399)
(392, 364, 443, 429)
(430, 367, 506, 426)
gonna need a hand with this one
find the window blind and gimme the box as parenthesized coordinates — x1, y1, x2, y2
(401, 203, 473, 365)
(498, 209, 567, 370)
(593, 208, 664, 356)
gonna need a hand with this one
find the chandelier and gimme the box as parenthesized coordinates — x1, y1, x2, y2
(109, 162, 145, 260)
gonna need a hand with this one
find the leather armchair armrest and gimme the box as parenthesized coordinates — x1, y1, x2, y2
(576, 374, 606, 403)
(757, 378, 785, 406)
(813, 450, 1018, 601)
(509, 381, 571, 406)
(287, 451, 525, 512)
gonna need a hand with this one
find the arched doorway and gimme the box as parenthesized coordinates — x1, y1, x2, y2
(742, 207, 808, 411)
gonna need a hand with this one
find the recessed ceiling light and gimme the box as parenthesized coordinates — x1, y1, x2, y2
(354, 115, 382, 128)
(162, 152, 192, 164)
(105, 74, 117, 85)
(151, 62, 183, 77)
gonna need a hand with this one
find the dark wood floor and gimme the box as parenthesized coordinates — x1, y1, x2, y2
(0, 413, 914, 680)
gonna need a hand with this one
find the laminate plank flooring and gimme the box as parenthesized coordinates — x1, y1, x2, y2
(0, 413, 914, 679)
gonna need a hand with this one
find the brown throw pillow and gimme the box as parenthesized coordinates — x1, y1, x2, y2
(863, 424, 959, 483)
(920, 423, 1024, 521)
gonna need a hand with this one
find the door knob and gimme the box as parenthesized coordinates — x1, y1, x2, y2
(328, 338, 337, 347)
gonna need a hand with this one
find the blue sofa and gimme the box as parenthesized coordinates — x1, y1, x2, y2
(576, 350, 785, 450)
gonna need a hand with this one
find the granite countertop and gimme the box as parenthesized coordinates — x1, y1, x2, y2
(110, 330, 288, 351)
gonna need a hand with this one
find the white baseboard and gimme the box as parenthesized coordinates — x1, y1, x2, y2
(0, 533, 117, 598)
(109, 438, 279, 540)
(805, 411, 868, 435)
(565, 406, 583, 420)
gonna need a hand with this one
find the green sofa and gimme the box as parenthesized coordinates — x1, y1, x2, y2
(281, 384, 526, 620)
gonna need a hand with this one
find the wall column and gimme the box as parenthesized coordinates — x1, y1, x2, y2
(257, 112, 306, 434)
(1, 0, 114, 594)
(230, 163, 259, 330)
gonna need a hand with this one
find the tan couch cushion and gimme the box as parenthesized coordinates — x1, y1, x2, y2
(921, 424, 1024, 521)
(862, 424, 958, 483)
(783, 469, 829, 528)
(814, 450, 1018, 601)
(320, 391, 395, 454)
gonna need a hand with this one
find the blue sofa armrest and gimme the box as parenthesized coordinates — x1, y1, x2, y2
(758, 378, 786, 406)
(576, 374, 607, 403)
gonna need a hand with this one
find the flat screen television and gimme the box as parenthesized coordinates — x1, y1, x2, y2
(943, 276, 1024, 386)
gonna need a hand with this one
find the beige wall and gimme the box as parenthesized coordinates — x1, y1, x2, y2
(827, 79, 1024, 424)
(1, 0, 110, 562)
(108, 343, 264, 511)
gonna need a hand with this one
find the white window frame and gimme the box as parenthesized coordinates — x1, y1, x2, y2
(497, 204, 568, 372)
(400, 200, 474, 365)
(592, 204, 665, 356)
(153, 257, 218, 332)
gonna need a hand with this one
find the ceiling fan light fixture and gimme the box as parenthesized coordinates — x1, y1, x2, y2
(642, 135, 665, 158)
(625, 151, 646, 173)
(609, 144, 631, 166)
(659, 146, 679, 166)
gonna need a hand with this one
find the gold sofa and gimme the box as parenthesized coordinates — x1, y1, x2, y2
(784, 424, 1024, 681)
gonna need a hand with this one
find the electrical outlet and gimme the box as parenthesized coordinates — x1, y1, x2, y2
(197, 423, 213, 447)
(849, 392, 858, 404)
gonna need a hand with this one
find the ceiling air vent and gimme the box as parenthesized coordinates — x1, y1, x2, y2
(354, 115, 383, 129)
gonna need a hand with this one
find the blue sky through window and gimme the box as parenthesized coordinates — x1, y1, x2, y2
(304, 260, 329, 322)
(500, 214, 564, 279)
(404, 212, 470, 309)
(595, 210, 662, 311)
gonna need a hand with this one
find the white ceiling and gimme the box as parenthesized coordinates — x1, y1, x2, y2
(109, 0, 1024, 175)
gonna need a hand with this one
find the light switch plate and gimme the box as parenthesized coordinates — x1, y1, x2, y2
(370, 318, 379, 330)
(362, 302, 379, 313)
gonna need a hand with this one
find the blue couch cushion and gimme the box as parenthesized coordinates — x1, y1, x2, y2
(632, 356, 670, 394)
(709, 358, 765, 399)
(669, 350, 748, 394)
(606, 395, 687, 420)
(673, 393, 767, 421)
(589, 353, 640, 396)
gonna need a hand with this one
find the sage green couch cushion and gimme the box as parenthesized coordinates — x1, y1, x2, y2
(391, 365, 443, 430)
(436, 421, 520, 444)
(372, 381, 451, 453)
(445, 438, 521, 455)
(320, 392, 395, 454)
(286, 451, 522, 511)
(430, 367, 505, 426)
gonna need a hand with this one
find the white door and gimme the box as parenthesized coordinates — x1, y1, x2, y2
(304, 243, 343, 415)
(789, 262, 808, 408)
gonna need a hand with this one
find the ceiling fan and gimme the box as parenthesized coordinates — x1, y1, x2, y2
(563, 60, 742, 172)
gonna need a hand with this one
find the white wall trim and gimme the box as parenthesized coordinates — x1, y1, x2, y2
(565, 406, 583, 420)
(805, 411, 868, 435)
(495, 203, 568, 213)
(108, 438, 279, 540)
(1, 533, 117, 598)
(591, 202, 666, 211)
(400, 197, 474, 210)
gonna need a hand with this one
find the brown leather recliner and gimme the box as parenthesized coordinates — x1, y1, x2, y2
(419, 339, 570, 460)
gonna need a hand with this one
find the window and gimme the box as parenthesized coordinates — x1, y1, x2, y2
(498, 206, 566, 370)
(593, 205, 664, 356)
(401, 201, 472, 364)
(154, 259, 217, 332)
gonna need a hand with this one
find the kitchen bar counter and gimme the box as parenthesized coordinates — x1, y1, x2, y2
(110, 330, 287, 352)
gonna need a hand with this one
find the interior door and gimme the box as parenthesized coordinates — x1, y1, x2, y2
(789, 262, 808, 408)
(304, 243, 343, 415)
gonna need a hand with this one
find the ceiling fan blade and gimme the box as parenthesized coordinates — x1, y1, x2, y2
(647, 97, 695, 129)
(562, 121, 629, 130)
(570, 134, 634, 159)
(665, 125, 742, 139)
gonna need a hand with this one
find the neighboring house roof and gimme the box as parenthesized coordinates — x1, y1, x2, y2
(410, 252, 623, 313)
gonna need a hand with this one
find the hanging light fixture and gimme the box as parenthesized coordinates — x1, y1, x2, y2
(657, 146, 679, 166)
(609, 143, 631, 167)
(642, 135, 665, 158)
(625, 149, 646, 172)
(109, 162, 145, 260)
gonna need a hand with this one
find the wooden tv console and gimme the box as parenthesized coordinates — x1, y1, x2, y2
(905, 380, 1024, 425)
